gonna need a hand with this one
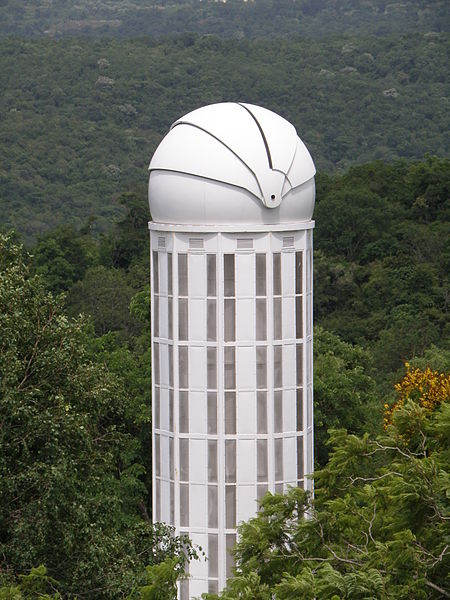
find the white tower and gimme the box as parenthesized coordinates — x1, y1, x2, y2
(148, 103, 315, 598)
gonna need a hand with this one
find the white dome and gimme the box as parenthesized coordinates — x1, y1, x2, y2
(148, 102, 316, 226)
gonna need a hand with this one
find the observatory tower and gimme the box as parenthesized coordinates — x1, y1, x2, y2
(148, 103, 315, 598)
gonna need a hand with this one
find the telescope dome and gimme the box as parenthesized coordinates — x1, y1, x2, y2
(148, 102, 315, 226)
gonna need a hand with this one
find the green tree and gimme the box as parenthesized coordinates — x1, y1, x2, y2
(205, 371, 449, 599)
(0, 232, 194, 598)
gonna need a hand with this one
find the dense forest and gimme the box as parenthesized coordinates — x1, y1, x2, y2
(0, 0, 449, 597)
(0, 0, 448, 38)
(0, 33, 448, 241)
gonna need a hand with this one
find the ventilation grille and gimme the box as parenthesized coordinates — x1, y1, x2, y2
(158, 237, 166, 249)
(283, 236, 295, 248)
(189, 238, 204, 250)
(237, 238, 253, 250)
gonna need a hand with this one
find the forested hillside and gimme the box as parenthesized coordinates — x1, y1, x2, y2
(1, 33, 448, 240)
(0, 0, 447, 38)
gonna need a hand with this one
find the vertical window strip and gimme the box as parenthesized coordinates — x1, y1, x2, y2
(274, 345, 283, 389)
(256, 298, 267, 341)
(295, 251, 303, 295)
(179, 347, 188, 389)
(297, 436, 304, 480)
(168, 345, 173, 387)
(296, 295, 303, 340)
(207, 254, 217, 297)
(225, 440, 236, 483)
(180, 484, 189, 528)
(273, 297, 282, 340)
(207, 347, 217, 389)
(224, 347, 236, 390)
(208, 534, 219, 578)
(256, 347, 267, 390)
(225, 485, 236, 529)
(168, 297, 173, 339)
(180, 439, 189, 481)
(225, 392, 236, 435)
(275, 438, 283, 481)
(296, 344, 303, 387)
(224, 299, 236, 342)
(208, 440, 218, 483)
(154, 387, 160, 429)
(152, 251, 159, 294)
(179, 391, 189, 434)
(257, 439, 268, 482)
(178, 298, 188, 340)
(155, 478, 161, 522)
(296, 388, 303, 432)
(274, 391, 283, 433)
(208, 486, 218, 528)
(224, 254, 235, 297)
(153, 342, 160, 385)
(226, 534, 236, 578)
(167, 253, 173, 296)
(207, 299, 217, 342)
(257, 391, 267, 434)
(273, 253, 281, 296)
(169, 437, 174, 479)
(154, 434, 160, 477)
(207, 392, 217, 435)
(153, 295, 159, 338)
(170, 482, 174, 525)
(178, 253, 188, 296)
(169, 390, 174, 432)
(255, 254, 266, 296)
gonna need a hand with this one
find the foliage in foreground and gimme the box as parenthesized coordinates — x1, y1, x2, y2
(0, 232, 196, 597)
(204, 366, 450, 600)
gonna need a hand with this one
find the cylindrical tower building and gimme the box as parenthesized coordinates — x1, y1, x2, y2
(148, 103, 315, 598)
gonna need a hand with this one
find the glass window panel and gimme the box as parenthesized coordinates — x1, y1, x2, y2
(274, 391, 283, 433)
(152, 251, 159, 294)
(169, 437, 174, 478)
(207, 300, 217, 342)
(274, 345, 283, 388)
(178, 298, 188, 340)
(170, 482, 174, 525)
(167, 253, 173, 295)
(296, 295, 303, 340)
(273, 297, 282, 340)
(155, 478, 161, 522)
(208, 534, 219, 577)
(225, 486, 236, 529)
(207, 392, 217, 435)
(226, 535, 236, 578)
(257, 439, 268, 482)
(296, 344, 303, 387)
(180, 439, 189, 481)
(208, 486, 218, 528)
(296, 388, 303, 431)
(208, 581, 219, 595)
(208, 440, 218, 483)
(153, 342, 160, 385)
(295, 252, 303, 295)
(154, 434, 160, 477)
(224, 347, 236, 390)
(179, 391, 189, 434)
(154, 387, 160, 430)
(153, 295, 159, 337)
(178, 254, 188, 296)
(275, 483, 284, 494)
(257, 484, 268, 502)
(297, 436, 304, 479)
(225, 392, 236, 435)
(257, 391, 267, 433)
(224, 299, 236, 342)
(207, 255, 216, 297)
(273, 253, 281, 296)
(307, 386, 312, 428)
(180, 484, 189, 528)
(224, 254, 235, 297)
(275, 438, 283, 481)
(256, 299, 267, 341)
(169, 390, 174, 432)
(179, 347, 188, 389)
(255, 254, 266, 296)
(207, 347, 217, 389)
(256, 347, 267, 389)
(225, 440, 236, 483)
(169, 346, 173, 387)
(168, 298, 173, 339)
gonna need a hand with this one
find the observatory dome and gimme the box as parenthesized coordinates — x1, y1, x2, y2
(148, 102, 316, 227)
